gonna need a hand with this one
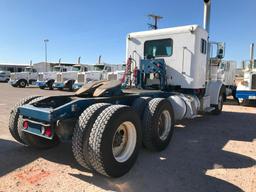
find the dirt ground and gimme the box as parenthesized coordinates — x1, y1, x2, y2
(0, 83, 255, 192)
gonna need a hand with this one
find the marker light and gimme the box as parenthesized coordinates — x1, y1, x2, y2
(23, 121, 29, 129)
(44, 127, 52, 137)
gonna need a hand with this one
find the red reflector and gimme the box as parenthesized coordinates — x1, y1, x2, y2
(44, 127, 52, 137)
(23, 121, 29, 129)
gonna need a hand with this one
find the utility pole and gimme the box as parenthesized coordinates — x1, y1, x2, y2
(148, 14, 163, 30)
(44, 39, 49, 71)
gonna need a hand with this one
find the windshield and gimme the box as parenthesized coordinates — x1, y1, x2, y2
(93, 65, 105, 71)
(72, 66, 81, 71)
(24, 68, 32, 72)
(53, 67, 61, 72)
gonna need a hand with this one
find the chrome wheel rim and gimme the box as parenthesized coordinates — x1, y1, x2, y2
(158, 110, 172, 141)
(20, 81, 25, 87)
(112, 121, 137, 163)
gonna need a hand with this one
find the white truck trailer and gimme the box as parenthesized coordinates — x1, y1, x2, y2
(9, 0, 227, 178)
(236, 43, 256, 103)
(9, 67, 38, 88)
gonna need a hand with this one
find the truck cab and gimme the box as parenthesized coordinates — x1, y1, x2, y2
(9, 67, 38, 88)
(73, 64, 112, 90)
(127, 25, 208, 90)
(106, 64, 126, 81)
(53, 64, 89, 91)
(36, 65, 71, 90)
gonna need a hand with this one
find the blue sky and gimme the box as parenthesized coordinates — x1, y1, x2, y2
(0, 0, 255, 66)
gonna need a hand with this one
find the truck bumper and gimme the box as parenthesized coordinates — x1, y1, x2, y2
(73, 83, 83, 90)
(9, 80, 18, 85)
(36, 81, 47, 87)
(236, 90, 256, 100)
(53, 82, 65, 88)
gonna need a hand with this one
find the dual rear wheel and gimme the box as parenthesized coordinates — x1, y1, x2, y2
(72, 104, 142, 177)
(72, 98, 174, 177)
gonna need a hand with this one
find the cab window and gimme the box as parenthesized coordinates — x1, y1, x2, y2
(201, 39, 207, 54)
(144, 39, 173, 58)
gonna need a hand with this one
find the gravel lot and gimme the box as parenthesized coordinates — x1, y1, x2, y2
(0, 83, 255, 192)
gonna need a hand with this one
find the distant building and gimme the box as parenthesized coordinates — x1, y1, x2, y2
(0, 63, 29, 72)
(0, 62, 124, 73)
(33, 62, 76, 72)
(0, 62, 76, 73)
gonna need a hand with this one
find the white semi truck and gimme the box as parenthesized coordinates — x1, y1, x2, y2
(236, 43, 256, 103)
(36, 65, 74, 90)
(9, 0, 227, 178)
(211, 60, 237, 100)
(9, 67, 38, 88)
(53, 64, 89, 91)
(73, 64, 125, 90)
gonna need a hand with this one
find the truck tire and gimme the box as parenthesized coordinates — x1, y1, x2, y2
(88, 105, 142, 177)
(9, 95, 40, 144)
(131, 97, 152, 119)
(18, 80, 27, 88)
(17, 96, 59, 149)
(72, 103, 111, 170)
(142, 98, 174, 151)
(47, 80, 54, 90)
(66, 80, 75, 92)
(211, 87, 225, 115)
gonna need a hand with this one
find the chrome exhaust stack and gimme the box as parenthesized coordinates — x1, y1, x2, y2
(250, 43, 254, 69)
(203, 0, 211, 33)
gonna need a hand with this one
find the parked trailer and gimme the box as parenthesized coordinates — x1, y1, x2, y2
(9, 67, 38, 88)
(236, 43, 256, 103)
(9, 0, 226, 177)
(36, 65, 74, 90)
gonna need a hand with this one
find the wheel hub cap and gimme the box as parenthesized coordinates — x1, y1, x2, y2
(112, 121, 137, 163)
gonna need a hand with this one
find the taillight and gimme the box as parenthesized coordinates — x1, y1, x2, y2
(23, 121, 29, 129)
(42, 126, 52, 137)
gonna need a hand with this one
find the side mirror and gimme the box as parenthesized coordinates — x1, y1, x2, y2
(217, 42, 225, 59)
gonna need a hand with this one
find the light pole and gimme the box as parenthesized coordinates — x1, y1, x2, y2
(44, 39, 49, 71)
